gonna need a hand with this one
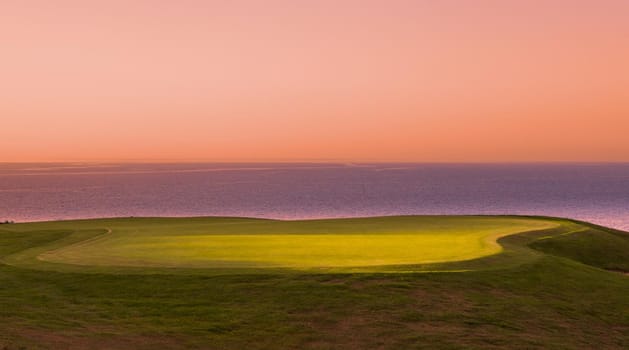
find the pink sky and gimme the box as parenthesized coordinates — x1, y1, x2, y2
(2, 0, 628, 162)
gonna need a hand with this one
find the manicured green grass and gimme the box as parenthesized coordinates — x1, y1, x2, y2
(0, 216, 627, 349)
(20, 216, 556, 271)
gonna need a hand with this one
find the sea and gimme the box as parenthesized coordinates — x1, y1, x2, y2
(1, 163, 628, 231)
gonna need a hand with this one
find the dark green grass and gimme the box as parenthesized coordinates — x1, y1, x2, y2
(0, 217, 628, 349)
(530, 223, 629, 272)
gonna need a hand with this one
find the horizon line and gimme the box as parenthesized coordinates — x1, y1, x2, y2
(2, 160, 629, 165)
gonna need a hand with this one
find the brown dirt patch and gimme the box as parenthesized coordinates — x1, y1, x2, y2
(3, 327, 186, 350)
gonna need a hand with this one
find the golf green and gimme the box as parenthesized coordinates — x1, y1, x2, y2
(6, 216, 556, 272)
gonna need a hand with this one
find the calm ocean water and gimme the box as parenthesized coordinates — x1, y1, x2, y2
(1, 163, 628, 231)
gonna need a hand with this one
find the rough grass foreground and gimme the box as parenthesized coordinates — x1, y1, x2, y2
(0, 215, 628, 349)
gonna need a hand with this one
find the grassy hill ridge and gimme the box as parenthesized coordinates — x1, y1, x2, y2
(0, 216, 627, 349)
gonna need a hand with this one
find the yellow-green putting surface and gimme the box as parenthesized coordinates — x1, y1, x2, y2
(31, 216, 557, 270)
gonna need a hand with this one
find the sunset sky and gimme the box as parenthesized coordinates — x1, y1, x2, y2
(2, 0, 628, 162)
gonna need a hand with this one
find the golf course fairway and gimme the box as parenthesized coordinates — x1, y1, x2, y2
(1, 215, 628, 349)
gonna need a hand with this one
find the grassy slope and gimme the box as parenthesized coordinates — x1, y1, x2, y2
(530, 221, 629, 272)
(0, 216, 627, 349)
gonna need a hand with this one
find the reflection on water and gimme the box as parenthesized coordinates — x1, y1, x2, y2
(1, 163, 628, 231)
